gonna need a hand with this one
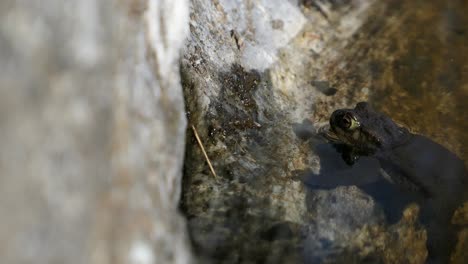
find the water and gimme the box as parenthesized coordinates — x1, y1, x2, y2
(364, 0, 468, 164)
(306, 2, 468, 261)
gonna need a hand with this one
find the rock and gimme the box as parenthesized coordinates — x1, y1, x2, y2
(306, 186, 385, 239)
(302, 186, 383, 263)
(182, 0, 382, 262)
(0, 0, 192, 263)
(181, 0, 467, 263)
(302, 200, 425, 264)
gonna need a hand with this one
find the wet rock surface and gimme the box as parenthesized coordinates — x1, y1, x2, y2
(181, 0, 468, 263)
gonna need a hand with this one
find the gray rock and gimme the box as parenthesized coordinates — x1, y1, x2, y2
(302, 186, 384, 263)
(0, 0, 192, 263)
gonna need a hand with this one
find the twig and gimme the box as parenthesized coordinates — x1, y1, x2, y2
(191, 125, 218, 179)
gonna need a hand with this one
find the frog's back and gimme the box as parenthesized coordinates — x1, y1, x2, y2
(380, 134, 467, 263)
(387, 134, 467, 203)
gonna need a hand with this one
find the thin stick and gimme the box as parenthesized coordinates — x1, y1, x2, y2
(191, 125, 218, 179)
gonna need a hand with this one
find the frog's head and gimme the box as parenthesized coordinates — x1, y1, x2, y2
(329, 102, 409, 152)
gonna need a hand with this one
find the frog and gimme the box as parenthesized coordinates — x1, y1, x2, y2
(321, 102, 468, 263)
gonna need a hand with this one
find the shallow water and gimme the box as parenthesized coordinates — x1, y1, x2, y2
(350, 2, 468, 261)
(365, 0, 468, 163)
(298, 141, 423, 224)
(302, 1, 468, 261)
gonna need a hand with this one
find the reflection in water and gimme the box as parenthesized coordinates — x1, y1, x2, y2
(298, 142, 422, 224)
(292, 120, 422, 221)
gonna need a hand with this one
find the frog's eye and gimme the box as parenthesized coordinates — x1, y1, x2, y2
(341, 113, 360, 130)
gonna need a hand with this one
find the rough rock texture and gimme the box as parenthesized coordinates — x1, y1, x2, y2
(181, 0, 467, 263)
(0, 1, 192, 264)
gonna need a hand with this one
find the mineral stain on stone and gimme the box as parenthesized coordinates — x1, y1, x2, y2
(182, 61, 306, 263)
(207, 64, 262, 143)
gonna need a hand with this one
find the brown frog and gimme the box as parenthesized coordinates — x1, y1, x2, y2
(325, 102, 467, 263)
